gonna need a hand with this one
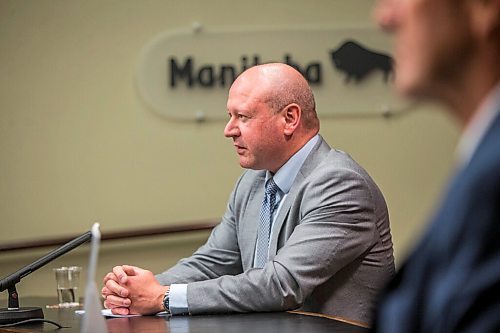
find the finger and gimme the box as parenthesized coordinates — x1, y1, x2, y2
(104, 294, 131, 308)
(121, 264, 141, 276)
(111, 307, 130, 316)
(103, 272, 118, 285)
(112, 265, 128, 284)
(101, 286, 110, 297)
(103, 298, 121, 310)
(101, 286, 116, 298)
(105, 279, 129, 297)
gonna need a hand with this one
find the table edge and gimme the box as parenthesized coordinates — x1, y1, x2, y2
(287, 310, 371, 329)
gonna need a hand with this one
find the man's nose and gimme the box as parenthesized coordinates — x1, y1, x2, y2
(373, 0, 400, 32)
(224, 118, 239, 138)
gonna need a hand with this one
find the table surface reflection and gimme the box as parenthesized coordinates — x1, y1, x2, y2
(0, 297, 369, 333)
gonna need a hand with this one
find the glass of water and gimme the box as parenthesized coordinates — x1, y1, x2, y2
(54, 266, 81, 307)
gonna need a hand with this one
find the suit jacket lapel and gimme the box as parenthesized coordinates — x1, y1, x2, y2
(268, 136, 331, 260)
(243, 172, 265, 269)
(268, 185, 297, 260)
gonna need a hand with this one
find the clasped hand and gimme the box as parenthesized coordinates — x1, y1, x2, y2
(101, 265, 169, 315)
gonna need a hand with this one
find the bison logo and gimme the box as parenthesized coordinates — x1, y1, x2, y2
(330, 40, 393, 84)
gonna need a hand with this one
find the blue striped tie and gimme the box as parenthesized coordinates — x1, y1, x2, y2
(255, 178, 280, 268)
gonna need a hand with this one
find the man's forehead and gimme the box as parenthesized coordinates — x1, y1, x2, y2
(227, 92, 260, 112)
(228, 78, 269, 105)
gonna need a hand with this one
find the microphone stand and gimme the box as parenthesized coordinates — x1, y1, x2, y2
(0, 231, 92, 325)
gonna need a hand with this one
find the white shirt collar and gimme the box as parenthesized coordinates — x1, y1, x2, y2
(456, 82, 500, 167)
(265, 134, 319, 194)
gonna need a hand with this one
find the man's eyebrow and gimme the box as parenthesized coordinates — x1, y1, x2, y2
(228, 105, 253, 114)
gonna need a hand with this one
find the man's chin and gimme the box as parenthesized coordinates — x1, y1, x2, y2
(238, 160, 263, 170)
(395, 74, 428, 100)
(238, 159, 253, 169)
(394, 65, 436, 98)
(397, 84, 439, 104)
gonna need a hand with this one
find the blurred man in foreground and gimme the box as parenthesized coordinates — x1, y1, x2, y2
(373, 0, 500, 331)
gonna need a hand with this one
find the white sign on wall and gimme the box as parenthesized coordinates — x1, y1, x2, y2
(136, 24, 407, 121)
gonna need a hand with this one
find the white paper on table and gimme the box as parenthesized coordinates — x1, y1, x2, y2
(81, 223, 108, 333)
(76, 309, 169, 318)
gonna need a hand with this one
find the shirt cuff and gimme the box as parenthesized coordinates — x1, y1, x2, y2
(169, 284, 189, 315)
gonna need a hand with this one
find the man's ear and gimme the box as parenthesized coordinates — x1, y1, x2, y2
(283, 103, 301, 136)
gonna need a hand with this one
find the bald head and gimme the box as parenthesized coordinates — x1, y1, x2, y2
(225, 63, 320, 172)
(232, 63, 319, 131)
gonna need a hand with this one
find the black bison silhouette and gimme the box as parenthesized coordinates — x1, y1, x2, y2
(330, 40, 393, 83)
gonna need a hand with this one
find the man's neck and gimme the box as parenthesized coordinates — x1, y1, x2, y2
(271, 131, 319, 174)
(446, 48, 500, 129)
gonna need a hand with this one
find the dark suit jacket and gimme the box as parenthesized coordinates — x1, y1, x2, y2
(157, 135, 395, 324)
(373, 111, 500, 332)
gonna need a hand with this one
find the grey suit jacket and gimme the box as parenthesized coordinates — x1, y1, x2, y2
(156, 135, 395, 324)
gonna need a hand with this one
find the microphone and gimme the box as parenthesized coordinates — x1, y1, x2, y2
(0, 230, 92, 325)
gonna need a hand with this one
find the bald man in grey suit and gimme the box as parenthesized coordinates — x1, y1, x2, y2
(102, 63, 395, 325)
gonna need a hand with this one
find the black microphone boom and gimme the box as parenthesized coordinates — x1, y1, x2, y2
(0, 230, 92, 325)
(0, 231, 91, 292)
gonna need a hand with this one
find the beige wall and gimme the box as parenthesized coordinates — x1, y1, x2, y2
(0, 0, 459, 300)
